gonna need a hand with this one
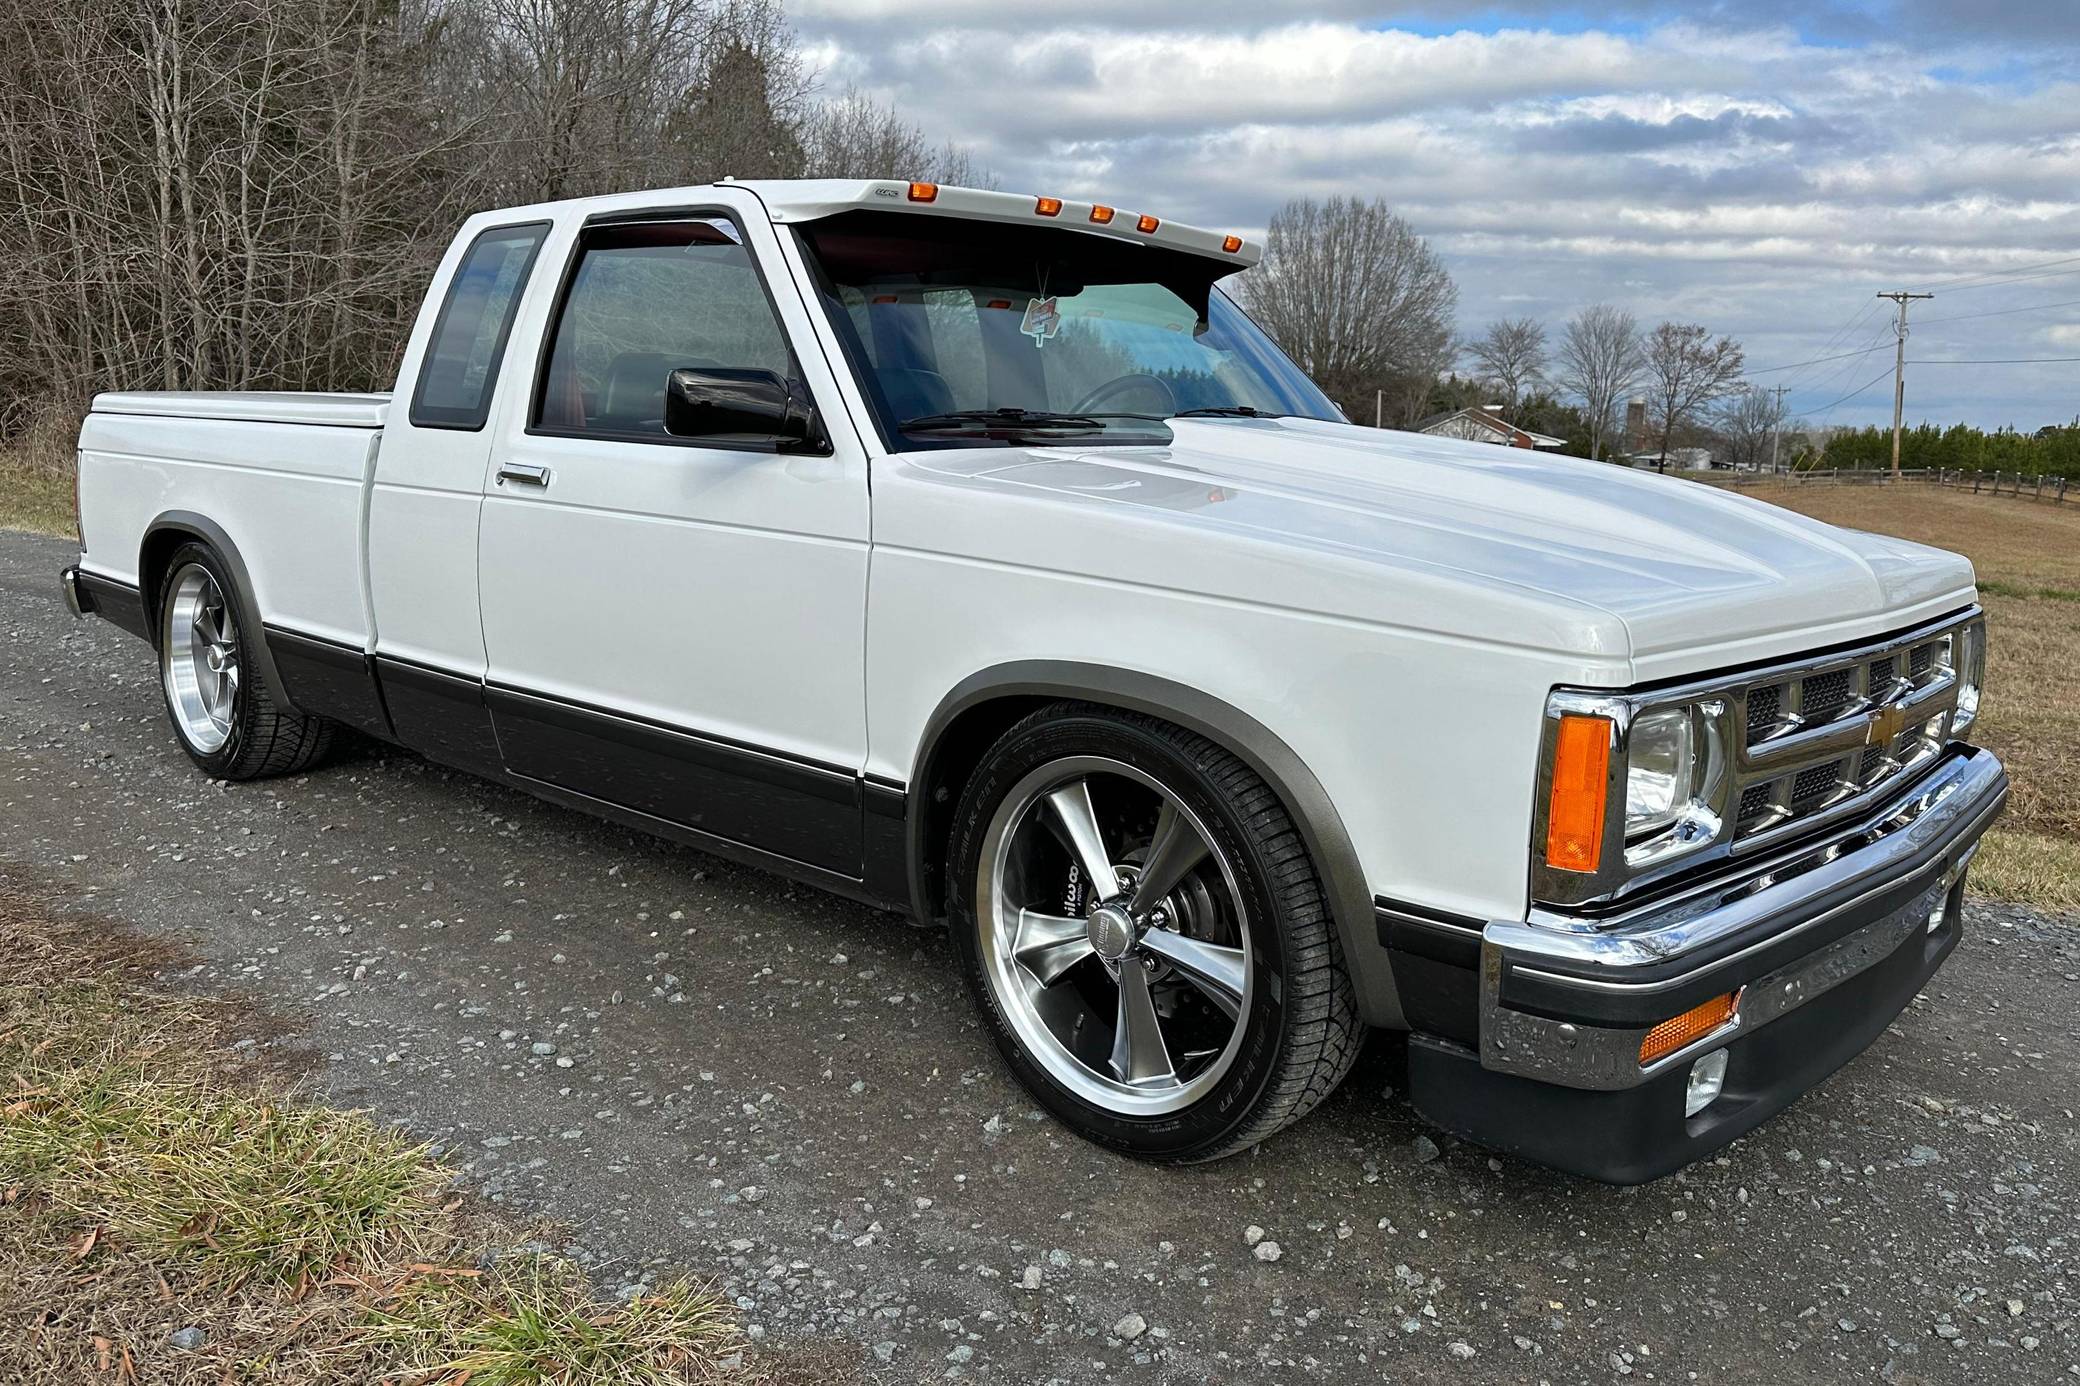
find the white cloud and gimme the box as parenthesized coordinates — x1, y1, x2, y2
(793, 7, 2080, 426)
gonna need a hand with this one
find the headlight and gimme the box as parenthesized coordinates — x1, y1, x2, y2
(1536, 692, 1731, 904)
(1622, 702, 1725, 869)
(1952, 620, 1985, 734)
(1625, 707, 1694, 837)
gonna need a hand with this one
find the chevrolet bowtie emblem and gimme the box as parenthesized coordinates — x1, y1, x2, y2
(1867, 699, 1912, 746)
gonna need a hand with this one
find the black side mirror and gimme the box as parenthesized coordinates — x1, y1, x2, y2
(664, 368, 820, 449)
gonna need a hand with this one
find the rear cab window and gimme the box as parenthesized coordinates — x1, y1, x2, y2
(409, 223, 550, 430)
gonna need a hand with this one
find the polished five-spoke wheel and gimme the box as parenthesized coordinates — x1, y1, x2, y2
(162, 562, 241, 754)
(979, 756, 1252, 1115)
(951, 704, 1361, 1162)
(153, 540, 335, 780)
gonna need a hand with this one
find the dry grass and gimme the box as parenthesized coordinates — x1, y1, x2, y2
(0, 872, 786, 1385)
(0, 410, 81, 539)
(1738, 483, 2080, 913)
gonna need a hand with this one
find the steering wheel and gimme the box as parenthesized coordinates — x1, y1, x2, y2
(1071, 373, 1178, 417)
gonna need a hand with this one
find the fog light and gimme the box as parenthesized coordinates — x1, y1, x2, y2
(1929, 851, 1972, 932)
(1685, 1050, 1728, 1117)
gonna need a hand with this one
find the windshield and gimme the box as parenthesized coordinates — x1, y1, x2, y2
(792, 210, 1341, 447)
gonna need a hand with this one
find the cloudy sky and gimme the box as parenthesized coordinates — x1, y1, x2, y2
(794, 1, 2080, 430)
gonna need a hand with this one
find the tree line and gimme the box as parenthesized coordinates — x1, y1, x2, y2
(1820, 421, 2080, 478)
(0, 0, 981, 451)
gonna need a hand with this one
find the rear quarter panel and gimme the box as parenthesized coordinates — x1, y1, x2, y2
(77, 410, 380, 647)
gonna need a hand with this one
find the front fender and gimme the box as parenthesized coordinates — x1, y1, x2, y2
(911, 661, 1405, 1028)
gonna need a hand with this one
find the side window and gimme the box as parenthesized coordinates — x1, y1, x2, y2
(409, 223, 549, 430)
(534, 218, 795, 439)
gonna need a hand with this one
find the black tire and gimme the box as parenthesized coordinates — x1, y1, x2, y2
(154, 541, 335, 780)
(947, 702, 1362, 1162)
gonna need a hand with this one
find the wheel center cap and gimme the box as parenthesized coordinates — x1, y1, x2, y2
(1086, 903, 1139, 962)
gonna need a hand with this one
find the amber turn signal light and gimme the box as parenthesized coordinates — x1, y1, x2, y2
(1089, 204, 1115, 225)
(1639, 992, 1739, 1066)
(1222, 234, 1244, 254)
(1543, 713, 1610, 874)
(907, 181, 938, 202)
(1136, 214, 1160, 233)
(1035, 196, 1063, 217)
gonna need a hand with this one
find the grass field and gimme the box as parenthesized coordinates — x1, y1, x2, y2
(1735, 482, 2080, 912)
(0, 461, 75, 539)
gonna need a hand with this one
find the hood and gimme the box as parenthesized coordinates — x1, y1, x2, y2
(893, 417, 1977, 676)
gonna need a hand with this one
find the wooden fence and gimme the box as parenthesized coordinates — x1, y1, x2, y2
(1935, 469, 2072, 504)
(1694, 467, 2071, 504)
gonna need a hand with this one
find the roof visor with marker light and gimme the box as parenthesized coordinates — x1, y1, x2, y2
(755, 179, 1260, 265)
(1530, 611, 1987, 911)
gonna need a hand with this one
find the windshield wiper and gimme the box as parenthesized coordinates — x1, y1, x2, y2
(897, 408, 1170, 434)
(899, 408, 1103, 432)
(1173, 405, 1283, 419)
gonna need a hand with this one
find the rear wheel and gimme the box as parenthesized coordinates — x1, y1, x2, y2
(948, 703, 1361, 1161)
(156, 542, 334, 780)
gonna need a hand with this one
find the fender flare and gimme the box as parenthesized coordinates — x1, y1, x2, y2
(909, 661, 1405, 1028)
(140, 511, 299, 715)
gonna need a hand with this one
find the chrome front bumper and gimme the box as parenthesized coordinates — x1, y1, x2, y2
(1479, 747, 2008, 1091)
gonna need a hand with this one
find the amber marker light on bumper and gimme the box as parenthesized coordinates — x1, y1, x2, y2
(1639, 991, 1739, 1067)
(1544, 713, 1611, 873)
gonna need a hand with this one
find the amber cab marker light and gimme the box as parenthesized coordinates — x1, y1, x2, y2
(1035, 196, 1063, 217)
(907, 181, 938, 203)
(1638, 991, 1739, 1066)
(1543, 713, 1610, 874)
(1136, 214, 1161, 234)
(1089, 204, 1115, 225)
(1222, 234, 1244, 254)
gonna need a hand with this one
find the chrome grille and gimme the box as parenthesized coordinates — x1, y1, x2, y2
(1731, 616, 1969, 848)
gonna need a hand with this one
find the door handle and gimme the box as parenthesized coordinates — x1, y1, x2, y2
(496, 462, 551, 488)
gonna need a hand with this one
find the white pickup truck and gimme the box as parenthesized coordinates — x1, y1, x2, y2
(62, 179, 2006, 1181)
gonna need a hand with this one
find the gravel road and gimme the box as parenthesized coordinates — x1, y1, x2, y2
(5, 529, 2077, 1383)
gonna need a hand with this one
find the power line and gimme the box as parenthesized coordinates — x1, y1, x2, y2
(1748, 341, 1893, 376)
(1934, 265, 2080, 295)
(1906, 355, 2080, 365)
(1917, 253, 2080, 293)
(1804, 366, 1896, 416)
(1915, 295, 2080, 326)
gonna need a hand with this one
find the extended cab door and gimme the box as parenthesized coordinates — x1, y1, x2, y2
(371, 216, 552, 772)
(474, 196, 874, 877)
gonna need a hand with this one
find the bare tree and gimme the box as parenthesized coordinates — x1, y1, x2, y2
(1463, 318, 1545, 418)
(1239, 196, 1457, 418)
(1713, 385, 1785, 472)
(0, 0, 989, 443)
(1553, 304, 1642, 460)
(797, 85, 988, 185)
(1641, 322, 1745, 472)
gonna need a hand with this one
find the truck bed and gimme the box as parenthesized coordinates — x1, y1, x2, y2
(90, 391, 392, 430)
(77, 392, 390, 650)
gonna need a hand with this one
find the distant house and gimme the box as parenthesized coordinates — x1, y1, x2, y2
(1415, 406, 1566, 450)
(1621, 447, 1717, 471)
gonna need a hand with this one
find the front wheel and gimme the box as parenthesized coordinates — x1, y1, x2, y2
(948, 704, 1361, 1162)
(156, 542, 334, 780)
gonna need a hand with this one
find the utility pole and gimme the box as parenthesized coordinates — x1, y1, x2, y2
(1877, 291, 1933, 478)
(1766, 383, 1790, 473)
(1375, 388, 1383, 429)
